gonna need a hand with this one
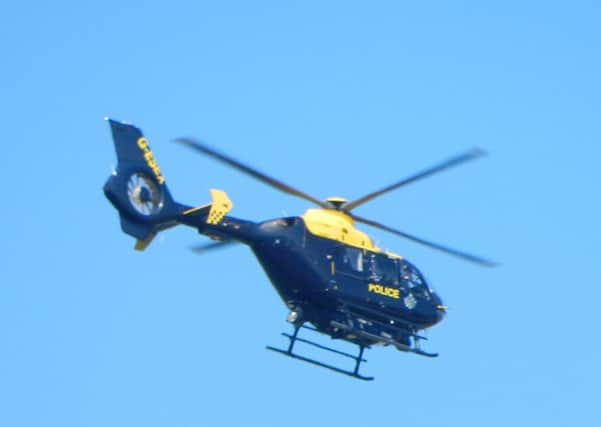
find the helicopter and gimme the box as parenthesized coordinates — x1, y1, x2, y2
(103, 118, 495, 381)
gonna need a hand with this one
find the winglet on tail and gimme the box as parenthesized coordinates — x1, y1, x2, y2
(183, 189, 233, 224)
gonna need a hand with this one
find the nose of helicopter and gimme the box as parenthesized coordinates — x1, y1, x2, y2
(436, 305, 447, 323)
(431, 293, 447, 323)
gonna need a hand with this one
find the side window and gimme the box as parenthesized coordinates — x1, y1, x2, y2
(345, 247, 364, 272)
(370, 255, 399, 285)
(386, 259, 400, 285)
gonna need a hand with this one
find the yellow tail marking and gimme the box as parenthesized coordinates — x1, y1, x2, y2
(183, 204, 210, 216)
(206, 189, 233, 225)
(136, 137, 165, 184)
(134, 232, 157, 251)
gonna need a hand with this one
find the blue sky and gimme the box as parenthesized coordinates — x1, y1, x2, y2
(1, 1, 600, 426)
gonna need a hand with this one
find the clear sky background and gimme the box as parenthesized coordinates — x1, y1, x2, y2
(1, 1, 600, 426)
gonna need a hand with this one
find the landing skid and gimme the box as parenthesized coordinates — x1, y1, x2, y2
(266, 324, 374, 381)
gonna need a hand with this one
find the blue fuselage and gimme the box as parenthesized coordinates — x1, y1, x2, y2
(190, 214, 445, 340)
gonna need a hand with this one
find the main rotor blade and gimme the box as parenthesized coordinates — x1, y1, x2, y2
(343, 148, 487, 212)
(190, 240, 237, 255)
(176, 138, 330, 209)
(349, 213, 497, 267)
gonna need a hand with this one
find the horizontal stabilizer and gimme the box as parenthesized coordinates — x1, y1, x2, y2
(206, 189, 233, 224)
(183, 189, 232, 225)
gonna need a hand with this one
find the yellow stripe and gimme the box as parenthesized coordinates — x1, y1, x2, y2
(206, 189, 233, 225)
(183, 204, 210, 216)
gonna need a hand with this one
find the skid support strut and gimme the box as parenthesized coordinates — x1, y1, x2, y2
(266, 323, 374, 381)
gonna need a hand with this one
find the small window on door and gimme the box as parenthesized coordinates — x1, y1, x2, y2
(345, 247, 364, 272)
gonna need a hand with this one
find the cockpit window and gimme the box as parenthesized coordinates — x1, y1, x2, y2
(400, 260, 429, 295)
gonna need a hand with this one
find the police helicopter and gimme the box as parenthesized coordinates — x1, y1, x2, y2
(103, 118, 495, 381)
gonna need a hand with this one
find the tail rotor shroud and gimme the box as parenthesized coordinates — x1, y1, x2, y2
(126, 172, 164, 216)
(103, 119, 182, 246)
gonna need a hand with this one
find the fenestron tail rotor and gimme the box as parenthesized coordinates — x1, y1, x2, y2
(126, 172, 164, 216)
(176, 137, 495, 266)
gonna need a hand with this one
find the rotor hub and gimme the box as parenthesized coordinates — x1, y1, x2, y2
(326, 197, 348, 210)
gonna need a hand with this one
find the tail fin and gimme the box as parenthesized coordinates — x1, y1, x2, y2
(103, 118, 182, 250)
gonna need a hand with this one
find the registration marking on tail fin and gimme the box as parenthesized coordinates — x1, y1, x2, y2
(136, 137, 165, 184)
